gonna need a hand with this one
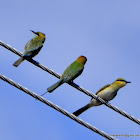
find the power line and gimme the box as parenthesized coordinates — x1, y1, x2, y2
(0, 73, 116, 140)
(0, 40, 139, 125)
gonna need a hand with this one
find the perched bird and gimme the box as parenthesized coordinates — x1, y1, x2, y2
(13, 30, 46, 67)
(41, 56, 87, 96)
(73, 78, 131, 116)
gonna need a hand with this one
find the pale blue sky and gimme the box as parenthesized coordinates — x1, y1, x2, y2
(0, 0, 140, 140)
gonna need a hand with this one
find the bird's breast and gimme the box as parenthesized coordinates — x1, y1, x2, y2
(97, 87, 117, 101)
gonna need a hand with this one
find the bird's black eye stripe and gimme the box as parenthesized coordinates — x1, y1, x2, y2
(36, 32, 39, 36)
(117, 79, 126, 82)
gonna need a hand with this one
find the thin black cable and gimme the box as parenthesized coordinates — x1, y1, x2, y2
(0, 73, 116, 140)
(0, 40, 140, 125)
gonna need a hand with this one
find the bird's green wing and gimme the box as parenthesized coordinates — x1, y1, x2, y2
(61, 61, 84, 82)
(24, 38, 43, 53)
(24, 39, 33, 53)
(95, 84, 110, 95)
(23, 39, 43, 57)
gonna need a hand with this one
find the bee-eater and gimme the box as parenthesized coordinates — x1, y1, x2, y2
(13, 30, 46, 67)
(41, 56, 87, 96)
(73, 78, 131, 116)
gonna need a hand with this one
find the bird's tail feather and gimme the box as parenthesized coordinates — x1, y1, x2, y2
(47, 80, 63, 93)
(13, 58, 24, 67)
(73, 104, 91, 116)
(40, 91, 48, 97)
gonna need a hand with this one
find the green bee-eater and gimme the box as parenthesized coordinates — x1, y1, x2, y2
(42, 56, 87, 95)
(13, 30, 46, 67)
(73, 78, 131, 116)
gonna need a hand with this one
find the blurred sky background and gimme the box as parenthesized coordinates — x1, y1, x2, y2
(0, 0, 140, 140)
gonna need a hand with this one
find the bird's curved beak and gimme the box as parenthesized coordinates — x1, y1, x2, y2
(126, 81, 131, 83)
(30, 30, 37, 34)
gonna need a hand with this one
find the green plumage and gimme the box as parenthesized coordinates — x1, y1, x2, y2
(47, 80, 63, 93)
(61, 60, 84, 82)
(47, 60, 85, 93)
(13, 31, 45, 67)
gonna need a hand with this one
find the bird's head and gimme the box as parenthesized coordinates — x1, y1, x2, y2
(114, 78, 131, 88)
(77, 56, 87, 65)
(30, 30, 46, 40)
